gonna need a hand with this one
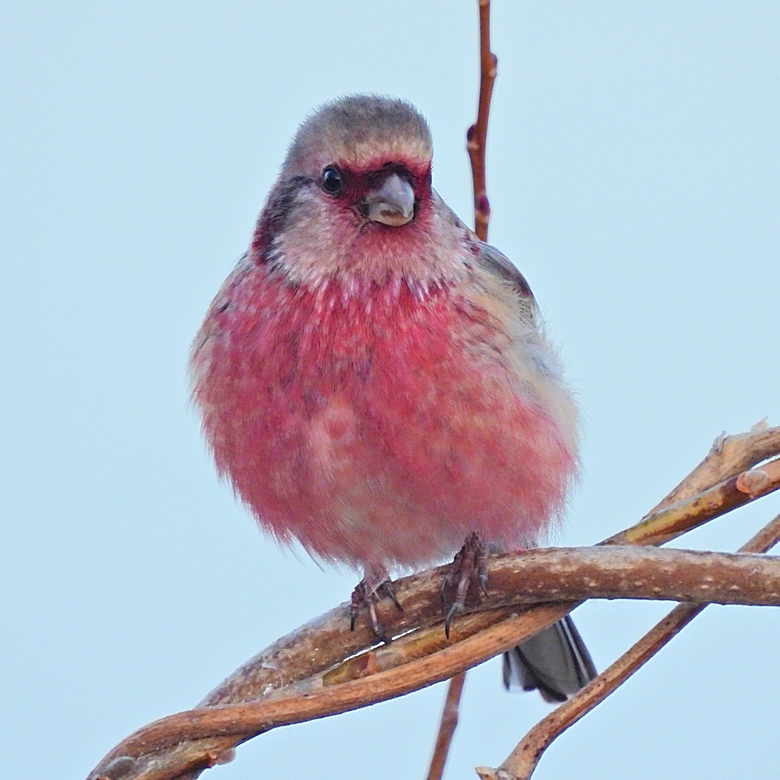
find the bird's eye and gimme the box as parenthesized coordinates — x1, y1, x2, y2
(321, 166, 344, 195)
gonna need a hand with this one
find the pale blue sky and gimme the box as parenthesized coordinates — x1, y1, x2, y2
(2, 3, 779, 779)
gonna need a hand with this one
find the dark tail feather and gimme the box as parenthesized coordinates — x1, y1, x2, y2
(502, 615, 596, 703)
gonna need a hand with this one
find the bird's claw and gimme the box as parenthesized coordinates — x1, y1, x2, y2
(350, 577, 403, 641)
(442, 532, 489, 637)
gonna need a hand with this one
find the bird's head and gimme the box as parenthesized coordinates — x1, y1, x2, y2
(283, 94, 432, 229)
(252, 95, 467, 289)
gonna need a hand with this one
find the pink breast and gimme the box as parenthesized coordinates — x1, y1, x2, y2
(193, 270, 575, 572)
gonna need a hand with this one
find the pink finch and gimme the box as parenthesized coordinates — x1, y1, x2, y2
(191, 95, 595, 701)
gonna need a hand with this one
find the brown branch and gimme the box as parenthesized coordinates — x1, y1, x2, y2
(90, 542, 780, 779)
(88, 426, 780, 780)
(427, 4, 500, 775)
(93, 547, 780, 778)
(426, 671, 467, 780)
(642, 420, 780, 517)
(470, 425, 780, 780)
(477, 511, 780, 780)
(428, 422, 780, 780)
(467, 0, 497, 241)
(468, 427, 780, 780)
(604, 452, 780, 547)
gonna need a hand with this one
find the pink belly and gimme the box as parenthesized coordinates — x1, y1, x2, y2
(193, 275, 575, 571)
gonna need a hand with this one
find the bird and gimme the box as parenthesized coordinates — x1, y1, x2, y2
(190, 94, 596, 702)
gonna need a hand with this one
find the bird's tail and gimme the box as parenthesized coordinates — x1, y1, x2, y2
(502, 615, 596, 703)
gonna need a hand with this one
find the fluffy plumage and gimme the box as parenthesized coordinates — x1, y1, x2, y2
(191, 95, 594, 700)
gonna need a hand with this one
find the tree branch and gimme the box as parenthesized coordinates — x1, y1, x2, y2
(466, 0, 497, 242)
(477, 511, 780, 780)
(428, 4, 500, 776)
(88, 427, 780, 780)
(642, 421, 780, 516)
(426, 670, 467, 780)
(93, 547, 780, 779)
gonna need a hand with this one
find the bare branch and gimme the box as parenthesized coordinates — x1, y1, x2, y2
(426, 671, 468, 780)
(469, 426, 780, 780)
(605, 452, 780, 547)
(470, 426, 780, 780)
(90, 545, 780, 779)
(94, 547, 780, 777)
(477, 512, 780, 780)
(467, 0, 497, 241)
(643, 421, 780, 517)
(87, 431, 780, 780)
(427, 4, 500, 775)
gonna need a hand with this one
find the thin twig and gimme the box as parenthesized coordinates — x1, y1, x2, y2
(467, 0, 497, 241)
(426, 671, 468, 780)
(427, 4, 499, 776)
(643, 421, 780, 517)
(604, 453, 780, 547)
(478, 512, 780, 780)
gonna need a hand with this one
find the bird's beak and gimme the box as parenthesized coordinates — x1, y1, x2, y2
(364, 173, 415, 227)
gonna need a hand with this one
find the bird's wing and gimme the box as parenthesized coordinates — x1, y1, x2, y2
(432, 190, 537, 320)
(475, 241, 535, 301)
(473, 239, 539, 328)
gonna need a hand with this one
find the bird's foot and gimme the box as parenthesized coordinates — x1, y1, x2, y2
(442, 532, 489, 637)
(350, 576, 403, 641)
